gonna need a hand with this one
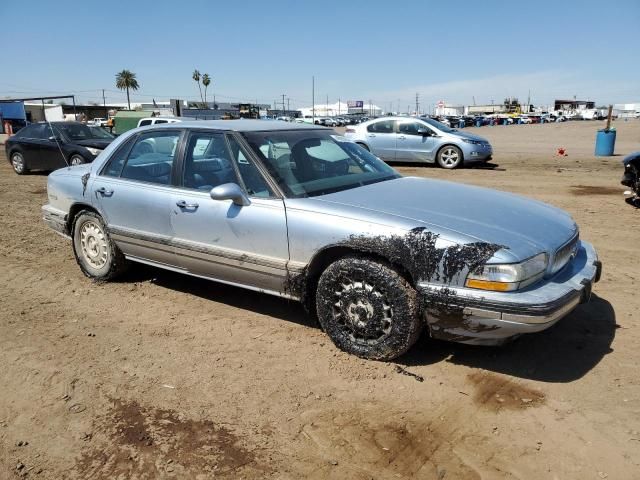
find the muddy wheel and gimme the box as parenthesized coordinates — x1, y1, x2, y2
(72, 211, 129, 281)
(437, 145, 463, 169)
(11, 151, 28, 175)
(316, 257, 422, 360)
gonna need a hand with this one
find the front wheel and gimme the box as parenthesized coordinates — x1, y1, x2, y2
(437, 145, 463, 169)
(11, 152, 28, 175)
(72, 211, 129, 281)
(316, 257, 422, 361)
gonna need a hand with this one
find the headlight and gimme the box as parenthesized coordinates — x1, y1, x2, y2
(86, 147, 103, 156)
(465, 253, 548, 291)
(461, 138, 483, 145)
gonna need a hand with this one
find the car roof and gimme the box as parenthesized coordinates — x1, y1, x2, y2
(147, 119, 329, 132)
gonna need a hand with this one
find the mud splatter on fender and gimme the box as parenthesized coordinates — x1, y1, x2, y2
(81, 173, 90, 196)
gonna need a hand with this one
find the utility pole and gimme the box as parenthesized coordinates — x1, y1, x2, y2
(338, 97, 341, 116)
(287, 97, 290, 112)
(282, 94, 286, 115)
(369, 99, 372, 116)
(312, 76, 315, 123)
(415, 92, 419, 115)
(326, 94, 329, 117)
(102, 89, 106, 115)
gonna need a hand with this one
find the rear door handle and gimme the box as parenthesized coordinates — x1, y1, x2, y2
(367, 133, 376, 137)
(398, 135, 406, 140)
(96, 187, 113, 196)
(176, 200, 199, 209)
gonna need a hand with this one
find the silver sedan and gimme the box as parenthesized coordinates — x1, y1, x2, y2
(42, 120, 600, 360)
(344, 116, 493, 168)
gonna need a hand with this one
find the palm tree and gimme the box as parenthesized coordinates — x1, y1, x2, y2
(192, 69, 204, 106)
(202, 74, 211, 107)
(115, 70, 139, 110)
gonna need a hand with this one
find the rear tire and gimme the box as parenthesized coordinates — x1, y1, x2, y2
(316, 257, 422, 361)
(72, 211, 129, 281)
(437, 145, 463, 169)
(10, 152, 28, 175)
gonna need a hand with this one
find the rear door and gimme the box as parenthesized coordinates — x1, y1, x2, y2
(17, 124, 49, 169)
(365, 119, 397, 161)
(170, 131, 290, 293)
(91, 129, 183, 266)
(396, 120, 436, 162)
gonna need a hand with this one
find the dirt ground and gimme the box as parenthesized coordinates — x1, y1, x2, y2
(1, 120, 639, 480)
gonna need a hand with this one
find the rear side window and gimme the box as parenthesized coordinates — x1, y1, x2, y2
(120, 131, 180, 185)
(367, 120, 395, 133)
(139, 119, 152, 127)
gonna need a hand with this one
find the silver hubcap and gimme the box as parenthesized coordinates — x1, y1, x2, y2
(80, 221, 108, 269)
(70, 156, 83, 166)
(440, 148, 459, 167)
(333, 279, 393, 345)
(12, 154, 24, 173)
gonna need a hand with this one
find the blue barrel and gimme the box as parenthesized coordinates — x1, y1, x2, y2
(475, 118, 482, 127)
(595, 129, 616, 156)
(458, 119, 465, 129)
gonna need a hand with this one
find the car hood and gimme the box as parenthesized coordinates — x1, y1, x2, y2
(311, 176, 577, 261)
(449, 130, 487, 142)
(74, 139, 112, 149)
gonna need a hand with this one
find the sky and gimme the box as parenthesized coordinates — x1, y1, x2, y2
(1, 0, 639, 111)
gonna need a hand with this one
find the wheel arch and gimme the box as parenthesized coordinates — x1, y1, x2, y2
(436, 143, 465, 163)
(301, 244, 417, 306)
(67, 202, 100, 235)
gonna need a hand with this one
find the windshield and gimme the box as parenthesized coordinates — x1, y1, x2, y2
(422, 117, 456, 133)
(54, 123, 113, 141)
(242, 130, 401, 198)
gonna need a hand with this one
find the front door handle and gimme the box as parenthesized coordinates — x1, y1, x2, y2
(367, 133, 376, 137)
(96, 187, 113, 196)
(176, 200, 199, 209)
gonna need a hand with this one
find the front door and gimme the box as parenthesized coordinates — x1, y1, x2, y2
(395, 120, 436, 162)
(365, 119, 397, 161)
(170, 131, 290, 294)
(91, 129, 183, 266)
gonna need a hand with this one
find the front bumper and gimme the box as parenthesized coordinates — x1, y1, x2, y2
(417, 240, 602, 345)
(461, 143, 493, 162)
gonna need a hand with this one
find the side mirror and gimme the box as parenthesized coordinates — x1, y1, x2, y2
(48, 135, 62, 142)
(210, 183, 251, 206)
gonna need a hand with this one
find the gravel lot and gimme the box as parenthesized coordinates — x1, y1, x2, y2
(1, 120, 639, 479)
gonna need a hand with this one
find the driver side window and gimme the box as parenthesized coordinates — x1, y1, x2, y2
(398, 122, 429, 136)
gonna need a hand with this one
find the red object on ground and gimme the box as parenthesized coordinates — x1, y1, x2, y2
(557, 147, 567, 156)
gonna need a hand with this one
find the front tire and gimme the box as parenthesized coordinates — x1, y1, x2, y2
(316, 257, 422, 360)
(72, 211, 129, 281)
(437, 145, 463, 169)
(10, 151, 28, 175)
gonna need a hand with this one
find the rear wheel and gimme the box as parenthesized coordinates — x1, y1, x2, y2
(437, 145, 463, 169)
(316, 257, 422, 361)
(11, 152, 28, 175)
(72, 211, 129, 281)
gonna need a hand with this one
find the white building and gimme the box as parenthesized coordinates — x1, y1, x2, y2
(614, 103, 640, 118)
(297, 101, 382, 117)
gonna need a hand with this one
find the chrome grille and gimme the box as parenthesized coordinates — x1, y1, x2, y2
(552, 235, 579, 274)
